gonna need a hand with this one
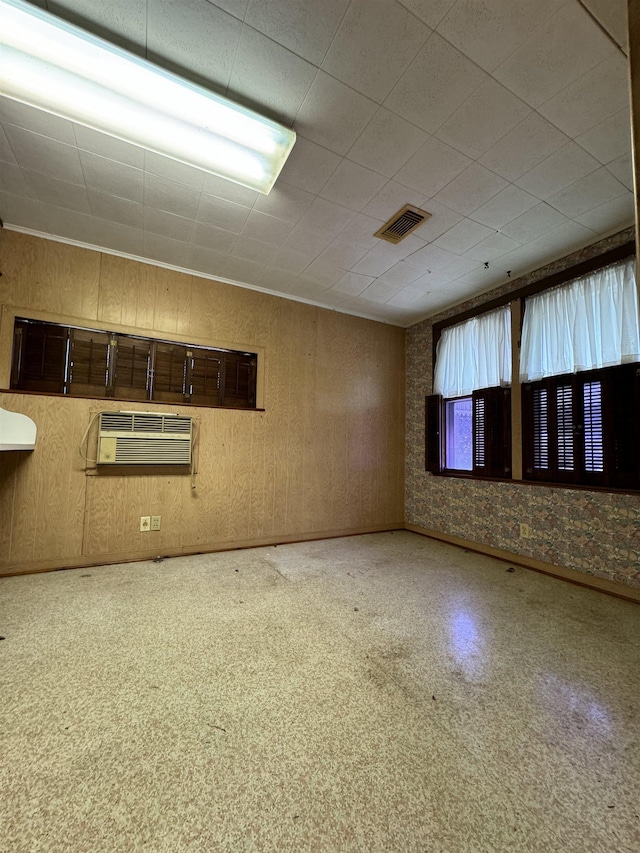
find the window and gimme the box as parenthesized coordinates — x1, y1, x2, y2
(10, 319, 258, 409)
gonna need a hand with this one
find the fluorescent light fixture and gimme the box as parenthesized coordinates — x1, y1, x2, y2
(0, 0, 296, 193)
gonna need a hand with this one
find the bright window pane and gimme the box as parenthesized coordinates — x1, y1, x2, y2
(445, 398, 472, 470)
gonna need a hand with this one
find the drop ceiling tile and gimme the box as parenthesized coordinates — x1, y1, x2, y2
(470, 185, 539, 229)
(362, 180, 428, 222)
(195, 193, 251, 232)
(359, 278, 408, 303)
(143, 233, 189, 268)
(0, 163, 29, 197)
(493, 2, 613, 108)
(271, 245, 318, 274)
(347, 108, 428, 178)
(23, 170, 90, 214)
(404, 243, 461, 274)
(0, 98, 76, 146)
(575, 191, 635, 234)
(0, 126, 17, 164)
(433, 163, 508, 216)
(144, 207, 194, 242)
(538, 53, 629, 138)
(245, 0, 349, 65)
(295, 73, 378, 156)
(79, 151, 144, 203)
(144, 152, 206, 192)
(387, 283, 429, 308)
(191, 222, 238, 252)
(201, 174, 259, 208)
(546, 167, 627, 217)
(231, 235, 276, 263)
(93, 220, 145, 256)
(515, 142, 600, 200)
(281, 225, 333, 255)
(241, 210, 293, 245)
(332, 271, 375, 296)
(252, 180, 315, 223)
(301, 256, 344, 287)
(0, 192, 52, 232)
(394, 137, 471, 198)
(384, 32, 486, 135)
(213, 254, 266, 285)
(576, 109, 632, 166)
(443, 0, 565, 72)
(48, 0, 148, 51)
(88, 190, 144, 229)
(318, 239, 368, 270)
(478, 112, 568, 182)
(322, 0, 430, 102)
(376, 261, 425, 287)
(435, 78, 531, 160)
(406, 199, 464, 242)
(208, 0, 249, 22)
(185, 244, 230, 277)
(297, 197, 356, 240)
(260, 268, 298, 292)
(144, 173, 201, 219)
(3, 125, 84, 184)
(399, 0, 457, 30)
(499, 202, 569, 243)
(337, 213, 386, 250)
(579, 0, 628, 53)
(606, 153, 634, 190)
(463, 232, 521, 262)
(288, 277, 333, 298)
(432, 219, 494, 254)
(319, 160, 387, 211)
(523, 219, 598, 260)
(229, 26, 317, 125)
(277, 137, 342, 194)
(72, 125, 145, 169)
(351, 246, 401, 277)
(43, 206, 97, 245)
(147, 0, 241, 89)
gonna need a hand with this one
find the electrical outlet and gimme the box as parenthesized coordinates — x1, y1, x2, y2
(140, 516, 151, 532)
(151, 515, 161, 531)
(519, 523, 532, 539)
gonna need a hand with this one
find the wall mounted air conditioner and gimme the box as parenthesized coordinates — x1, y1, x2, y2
(97, 411, 192, 465)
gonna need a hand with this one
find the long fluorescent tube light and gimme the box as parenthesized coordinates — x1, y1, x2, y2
(0, 0, 296, 194)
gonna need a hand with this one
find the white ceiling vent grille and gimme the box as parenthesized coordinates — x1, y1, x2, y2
(97, 411, 192, 465)
(374, 204, 431, 244)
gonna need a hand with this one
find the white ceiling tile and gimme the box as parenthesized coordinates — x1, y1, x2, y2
(0, 163, 29, 197)
(433, 163, 508, 216)
(437, 0, 564, 73)
(191, 221, 238, 252)
(281, 225, 333, 255)
(463, 232, 521, 262)
(286, 277, 332, 298)
(322, 0, 431, 102)
(579, 0, 628, 53)
(384, 32, 486, 134)
(185, 244, 230, 277)
(277, 137, 341, 194)
(295, 73, 378, 156)
(406, 199, 464, 242)
(144, 207, 194, 242)
(229, 27, 316, 125)
(3, 125, 84, 184)
(201, 174, 259, 208)
(144, 173, 201, 219)
(271, 245, 318, 274)
(42, 205, 97, 245)
(377, 233, 427, 262)
(443, 266, 504, 295)
(576, 109, 632, 166)
(362, 180, 428, 221)
(515, 142, 600, 199)
(260, 268, 298, 292)
(253, 180, 315, 223)
(147, 0, 241, 89)
(318, 239, 368, 270)
(297, 197, 356, 239)
(79, 151, 144, 203)
(522, 219, 598, 260)
(376, 261, 425, 287)
(470, 185, 538, 229)
(319, 160, 387, 211)
(207, 0, 249, 22)
(0, 125, 17, 164)
(23, 170, 90, 214)
(432, 219, 494, 254)
(0, 98, 76, 145)
(352, 246, 401, 277)
(241, 210, 293, 244)
(394, 137, 471, 198)
(232, 235, 276, 263)
(213, 254, 266, 285)
(478, 112, 568, 182)
(403, 243, 462, 274)
(359, 278, 408, 303)
(575, 192, 635, 234)
(435, 78, 531, 160)
(196, 193, 251, 232)
(72, 125, 145, 169)
(143, 233, 189, 268)
(332, 272, 375, 296)
(245, 0, 349, 65)
(546, 167, 627, 218)
(48, 0, 147, 50)
(399, 0, 457, 30)
(499, 202, 569, 243)
(0, 192, 52, 232)
(144, 152, 206, 191)
(93, 220, 145, 256)
(606, 153, 634, 190)
(347, 108, 428, 178)
(538, 53, 629, 138)
(88, 190, 144, 229)
(337, 213, 386, 250)
(493, 2, 614, 108)
(301, 256, 345, 287)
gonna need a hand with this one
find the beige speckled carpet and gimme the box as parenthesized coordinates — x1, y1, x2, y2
(1, 531, 639, 852)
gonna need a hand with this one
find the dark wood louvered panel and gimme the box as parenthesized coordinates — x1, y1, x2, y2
(555, 383, 574, 471)
(222, 353, 256, 408)
(68, 328, 111, 397)
(15, 321, 67, 393)
(153, 343, 188, 403)
(473, 395, 486, 469)
(190, 350, 222, 405)
(532, 387, 549, 470)
(114, 336, 152, 400)
(583, 380, 604, 473)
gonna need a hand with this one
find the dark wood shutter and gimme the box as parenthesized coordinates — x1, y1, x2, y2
(473, 387, 511, 477)
(611, 363, 640, 488)
(221, 352, 257, 408)
(12, 320, 67, 393)
(425, 394, 442, 473)
(189, 349, 222, 405)
(68, 328, 111, 397)
(152, 342, 189, 403)
(113, 335, 152, 400)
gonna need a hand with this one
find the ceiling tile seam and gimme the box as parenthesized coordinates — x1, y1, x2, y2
(575, 0, 628, 56)
(396, 0, 447, 31)
(308, 0, 354, 70)
(535, 52, 629, 118)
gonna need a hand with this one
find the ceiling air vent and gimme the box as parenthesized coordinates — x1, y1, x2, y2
(374, 204, 431, 244)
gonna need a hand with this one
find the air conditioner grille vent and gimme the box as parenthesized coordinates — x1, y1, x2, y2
(374, 204, 431, 244)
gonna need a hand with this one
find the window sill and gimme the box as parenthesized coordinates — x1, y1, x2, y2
(0, 389, 265, 412)
(431, 469, 640, 496)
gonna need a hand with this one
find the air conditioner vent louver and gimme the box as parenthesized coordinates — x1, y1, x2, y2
(97, 412, 192, 465)
(374, 204, 431, 244)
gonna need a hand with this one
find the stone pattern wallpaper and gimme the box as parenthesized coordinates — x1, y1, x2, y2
(406, 228, 640, 589)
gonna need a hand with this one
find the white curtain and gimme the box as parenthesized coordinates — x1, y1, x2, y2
(520, 257, 640, 382)
(433, 306, 511, 398)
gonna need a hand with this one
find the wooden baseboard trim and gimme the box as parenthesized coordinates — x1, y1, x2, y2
(404, 523, 640, 604)
(0, 523, 404, 578)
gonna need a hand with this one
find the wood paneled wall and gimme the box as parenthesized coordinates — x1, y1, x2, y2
(0, 231, 405, 574)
